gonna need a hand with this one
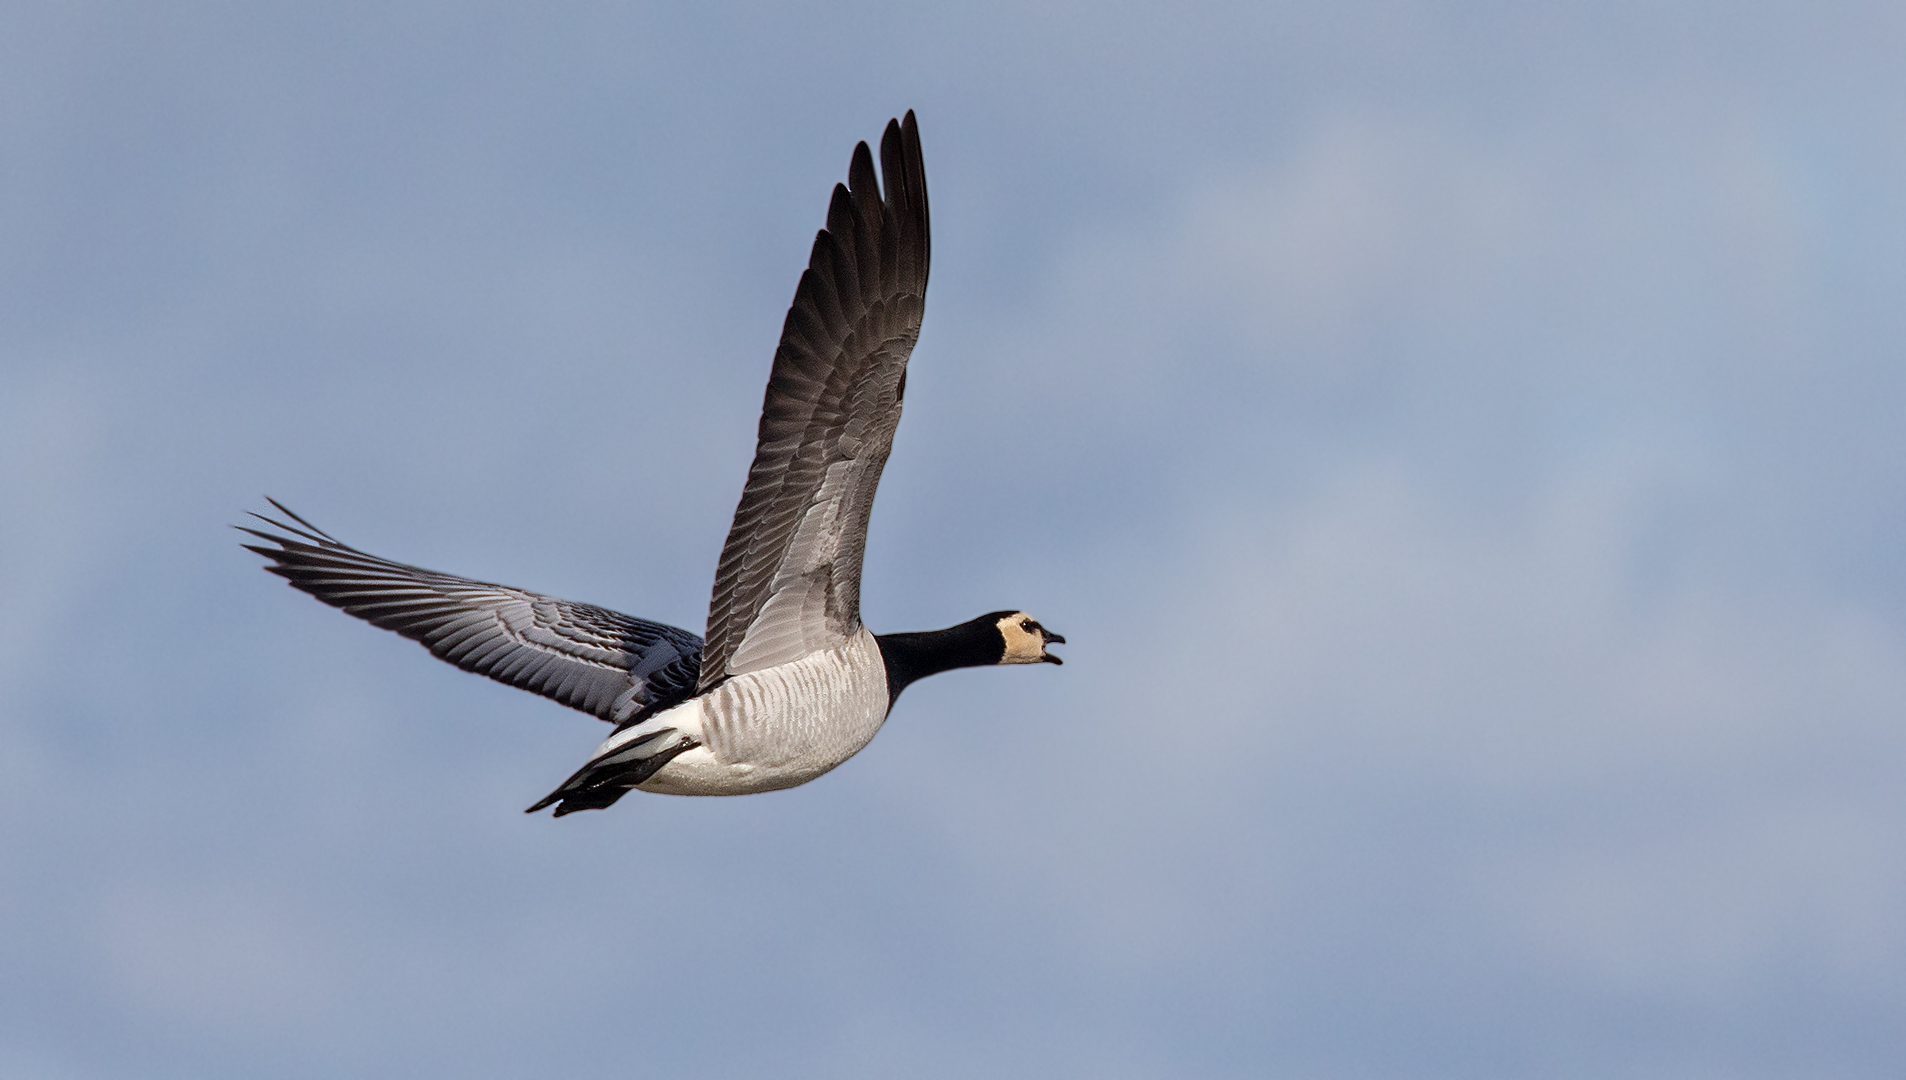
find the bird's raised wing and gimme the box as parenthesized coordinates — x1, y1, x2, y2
(698, 112, 930, 693)
(244, 502, 702, 728)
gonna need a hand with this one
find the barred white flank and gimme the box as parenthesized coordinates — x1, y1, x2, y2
(636, 627, 890, 796)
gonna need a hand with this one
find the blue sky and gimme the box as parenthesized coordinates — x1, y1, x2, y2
(4, 2, 1904, 1077)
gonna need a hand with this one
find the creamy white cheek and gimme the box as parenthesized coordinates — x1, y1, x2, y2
(996, 612, 1045, 664)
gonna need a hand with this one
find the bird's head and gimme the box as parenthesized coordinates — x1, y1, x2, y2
(993, 611, 1065, 665)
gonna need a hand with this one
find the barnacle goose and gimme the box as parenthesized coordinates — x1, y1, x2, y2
(243, 112, 1063, 815)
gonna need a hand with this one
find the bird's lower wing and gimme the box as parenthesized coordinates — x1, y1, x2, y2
(242, 501, 702, 727)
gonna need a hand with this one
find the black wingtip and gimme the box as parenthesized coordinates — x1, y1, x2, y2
(263, 497, 341, 543)
(847, 139, 880, 214)
(877, 110, 927, 285)
(239, 498, 345, 551)
(886, 110, 918, 147)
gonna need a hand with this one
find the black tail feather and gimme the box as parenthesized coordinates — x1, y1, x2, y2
(526, 731, 700, 816)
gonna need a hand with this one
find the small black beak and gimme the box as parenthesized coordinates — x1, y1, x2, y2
(1041, 627, 1065, 664)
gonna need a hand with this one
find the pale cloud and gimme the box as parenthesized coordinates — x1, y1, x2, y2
(884, 435, 1906, 1001)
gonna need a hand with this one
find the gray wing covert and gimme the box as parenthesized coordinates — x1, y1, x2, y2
(698, 111, 930, 693)
(243, 503, 703, 728)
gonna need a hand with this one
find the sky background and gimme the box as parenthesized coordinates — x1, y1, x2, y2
(4, 2, 1905, 1077)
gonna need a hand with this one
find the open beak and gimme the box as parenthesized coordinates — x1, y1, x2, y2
(1040, 628, 1065, 664)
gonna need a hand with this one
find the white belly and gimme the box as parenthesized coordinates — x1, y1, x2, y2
(638, 627, 890, 796)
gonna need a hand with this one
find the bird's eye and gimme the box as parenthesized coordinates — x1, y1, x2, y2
(1021, 620, 1037, 633)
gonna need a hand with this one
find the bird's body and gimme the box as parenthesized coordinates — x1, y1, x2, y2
(606, 626, 888, 797)
(245, 112, 1063, 815)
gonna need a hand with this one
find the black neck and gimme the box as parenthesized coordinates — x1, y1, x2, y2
(875, 614, 1009, 707)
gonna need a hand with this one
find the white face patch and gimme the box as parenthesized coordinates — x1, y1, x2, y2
(996, 611, 1052, 665)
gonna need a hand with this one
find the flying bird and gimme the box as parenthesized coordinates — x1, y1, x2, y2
(243, 112, 1064, 815)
